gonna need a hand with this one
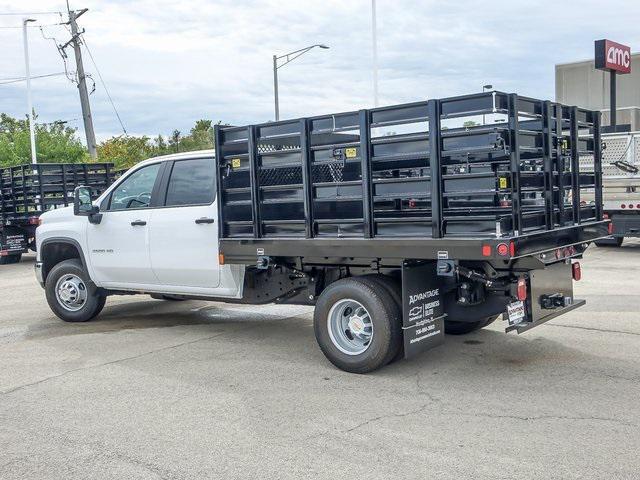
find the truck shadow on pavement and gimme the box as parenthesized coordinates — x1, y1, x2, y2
(26, 298, 634, 384)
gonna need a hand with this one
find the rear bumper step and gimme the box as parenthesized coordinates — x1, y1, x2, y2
(506, 298, 586, 334)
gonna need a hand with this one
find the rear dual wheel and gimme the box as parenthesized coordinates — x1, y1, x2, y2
(314, 276, 402, 374)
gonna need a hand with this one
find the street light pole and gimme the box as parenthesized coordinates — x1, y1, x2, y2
(371, 0, 379, 107)
(22, 18, 37, 164)
(273, 55, 279, 122)
(272, 44, 329, 121)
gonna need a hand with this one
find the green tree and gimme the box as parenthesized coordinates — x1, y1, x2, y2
(96, 119, 222, 170)
(169, 130, 181, 153)
(0, 114, 89, 167)
(96, 135, 156, 170)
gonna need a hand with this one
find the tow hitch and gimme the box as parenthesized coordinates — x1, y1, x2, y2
(540, 293, 573, 310)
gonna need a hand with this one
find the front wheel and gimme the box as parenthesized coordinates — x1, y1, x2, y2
(45, 259, 106, 322)
(314, 277, 402, 374)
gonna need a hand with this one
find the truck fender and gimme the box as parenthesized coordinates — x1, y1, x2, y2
(40, 238, 91, 285)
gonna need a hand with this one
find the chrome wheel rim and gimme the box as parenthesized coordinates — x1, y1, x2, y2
(327, 299, 373, 355)
(55, 274, 88, 312)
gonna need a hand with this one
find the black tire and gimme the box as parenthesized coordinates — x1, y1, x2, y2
(362, 274, 407, 364)
(444, 315, 499, 335)
(594, 237, 623, 247)
(314, 277, 402, 373)
(45, 259, 106, 322)
(361, 273, 402, 307)
(0, 253, 22, 265)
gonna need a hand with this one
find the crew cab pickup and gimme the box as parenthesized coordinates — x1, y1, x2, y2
(35, 91, 609, 373)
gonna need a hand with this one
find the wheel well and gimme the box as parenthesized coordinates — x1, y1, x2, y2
(41, 242, 83, 283)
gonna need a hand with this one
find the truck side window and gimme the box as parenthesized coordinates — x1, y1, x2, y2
(108, 163, 161, 211)
(165, 158, 215, 207)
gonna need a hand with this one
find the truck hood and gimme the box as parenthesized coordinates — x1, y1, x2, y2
(40, 206, 74, 222)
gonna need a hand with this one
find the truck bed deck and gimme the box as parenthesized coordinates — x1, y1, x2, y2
(214, 91, 607, 263)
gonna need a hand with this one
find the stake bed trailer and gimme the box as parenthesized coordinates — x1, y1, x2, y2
(581, 131, 640, 246)
(214, 91, 607, 363)
(0, 163, 115, 264)
(36, 91, 609, 373)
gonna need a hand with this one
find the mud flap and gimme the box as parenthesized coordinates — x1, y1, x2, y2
(401, 261, 445, 359)
(0, 230, 28, 255)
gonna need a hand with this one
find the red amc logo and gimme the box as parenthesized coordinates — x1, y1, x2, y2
(595, 39, 631, 74)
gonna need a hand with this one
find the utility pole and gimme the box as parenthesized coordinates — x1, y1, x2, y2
(64, 4, 97, 158)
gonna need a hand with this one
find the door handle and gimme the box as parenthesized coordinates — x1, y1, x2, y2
(131, 220, 147, 226)
(195, 217, 215, 224)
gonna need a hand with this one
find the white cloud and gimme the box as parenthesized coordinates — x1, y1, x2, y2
(1, 0, 639, 143)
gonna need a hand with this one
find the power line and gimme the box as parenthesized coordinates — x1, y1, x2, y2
(0, 11, 63, 16)
(0, 23, 63, 29)
(39, 25, 77, 84)
(81, 35, 127, 135)
(0, 72, 66, 85)
(0, 71, 64, 81)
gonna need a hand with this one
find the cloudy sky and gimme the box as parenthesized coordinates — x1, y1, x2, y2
(0, 0, 638, 142)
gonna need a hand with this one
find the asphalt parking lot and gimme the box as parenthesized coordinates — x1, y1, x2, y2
(1, 243, 639, 480)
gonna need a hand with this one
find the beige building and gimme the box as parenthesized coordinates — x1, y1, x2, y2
(555, 52, 640, 129)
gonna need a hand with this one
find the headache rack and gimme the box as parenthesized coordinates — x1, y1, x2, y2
(214, 91, 604, 251)
(0, 163, 115, 224)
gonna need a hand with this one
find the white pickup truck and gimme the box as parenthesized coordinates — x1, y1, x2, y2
(35, 93, 609, 373)
(36, 151, 247, 313)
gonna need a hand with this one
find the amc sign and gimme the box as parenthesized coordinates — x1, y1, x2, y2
(595, 39, 631, 74)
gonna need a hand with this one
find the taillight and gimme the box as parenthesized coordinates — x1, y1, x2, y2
(608, 222, 614, 235)
(517, 277, 527, 301)
(28, 216, 40, 226)
(481, 245, 492, 257)
(496, 243, 509, 256)
(572, 262, 581, 281)
(509, 241, 515, 257)
(621, 204, 626, 209)
(218, 253, 225, 265)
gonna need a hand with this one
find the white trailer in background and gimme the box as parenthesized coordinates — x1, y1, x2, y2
(582, 131, 640, 246)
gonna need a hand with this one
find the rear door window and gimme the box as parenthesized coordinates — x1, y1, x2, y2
(164, 158, 215, 207)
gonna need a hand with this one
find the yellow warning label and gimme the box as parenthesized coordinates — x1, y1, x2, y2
(499, 177, 508, 189)
(231, 158, 241, 168)
(345, 147, 357, 159)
